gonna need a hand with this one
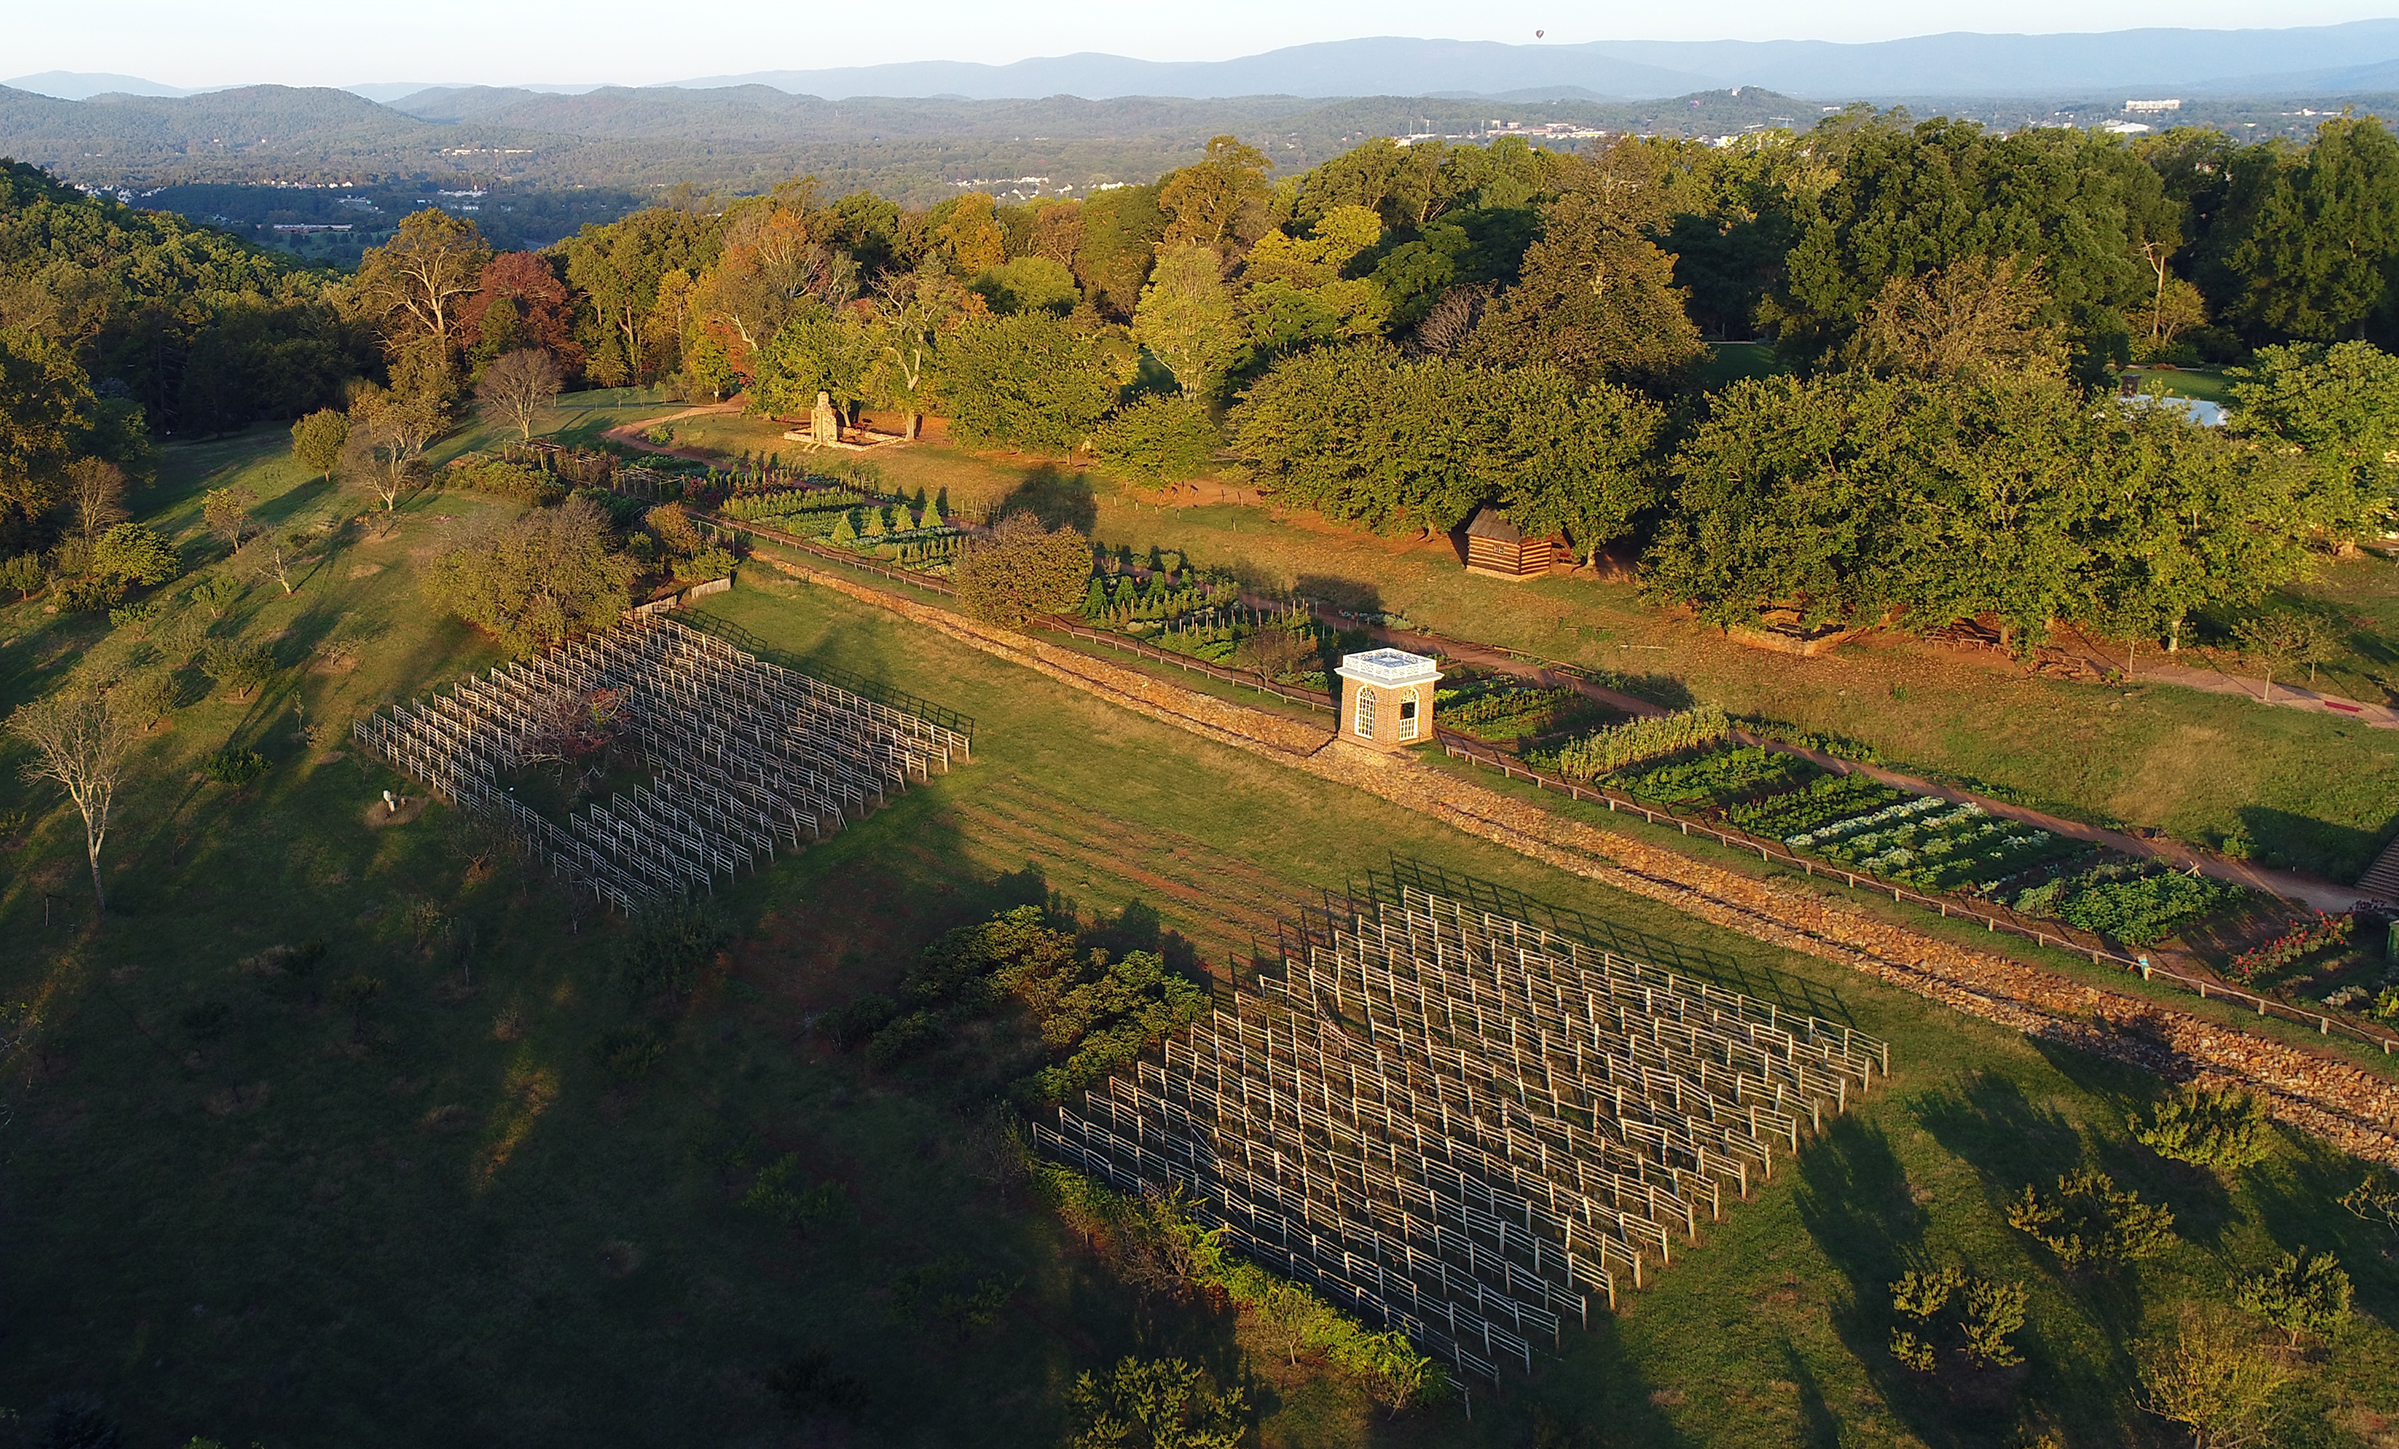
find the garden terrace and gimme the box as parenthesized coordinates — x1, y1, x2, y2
(353, 615, 969, 912)
(1037, 880, 1887, 1380)
(1435, 672, 1614, 747)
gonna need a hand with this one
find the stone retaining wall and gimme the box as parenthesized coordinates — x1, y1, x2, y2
(770, 557, 2399, 1170)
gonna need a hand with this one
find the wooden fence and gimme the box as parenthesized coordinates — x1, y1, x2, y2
(1433, 728, 2399, 1056)
(705, 513, 962, 597)
(1045, 620, 1339, 714)
(704, 502, 2397, 1058)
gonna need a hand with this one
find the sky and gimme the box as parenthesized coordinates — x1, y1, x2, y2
(11, 0, 2399, 88)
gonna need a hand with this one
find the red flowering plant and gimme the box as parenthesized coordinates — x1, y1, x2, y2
(2226, 911, 2354, 985)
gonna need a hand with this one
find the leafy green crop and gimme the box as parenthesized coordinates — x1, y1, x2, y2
(1615, 745, 1820, 808)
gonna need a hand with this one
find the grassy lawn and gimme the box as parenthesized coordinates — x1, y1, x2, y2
(2121, 365, 2234, 405)
(8, 430, 2395, 1448)
(1695, 342, 1793, 388)
(2274, 553, 2399, 708)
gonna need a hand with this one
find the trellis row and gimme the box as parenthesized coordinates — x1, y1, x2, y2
(1035, 883, 1887, 1381)
(352, 616, 969, 911)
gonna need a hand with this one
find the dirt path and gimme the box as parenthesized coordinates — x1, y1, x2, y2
(597, 400, 747, 464)
(746, 555, 2399, 1171)
(708, 500, 2365, 909)
(1328, 615, 2362, 911)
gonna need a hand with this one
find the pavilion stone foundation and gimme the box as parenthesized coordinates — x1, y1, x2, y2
(1335, 648, 1439, 752)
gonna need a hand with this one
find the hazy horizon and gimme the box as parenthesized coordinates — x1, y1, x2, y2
(13, 7, 2399, 93)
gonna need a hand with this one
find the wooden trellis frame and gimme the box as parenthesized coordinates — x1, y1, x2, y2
(1040, 883, 1889, 1381)
(352, 616, 968, 910)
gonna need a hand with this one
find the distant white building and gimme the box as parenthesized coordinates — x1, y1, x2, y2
(2124, 99, 2183, 113)
(2104, 120, 2154, 135)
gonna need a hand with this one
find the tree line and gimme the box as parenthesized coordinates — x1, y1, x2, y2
(7, 109, 2399, 645)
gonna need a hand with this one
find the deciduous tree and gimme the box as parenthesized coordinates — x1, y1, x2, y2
(563, 206, 718, 387)
(422, 496, 638, 657)
(1091, 395, 1222, 483)
(937, 315, 1120, 453)
(202, 484, 258, 547)
(354, 210, 493, 373)
(458, 251, 584, 375)
(1159, 135, 1273, 250)
(2235, 611, 2327, 700)
(90, 522, 178, 587)
(344, 388, 444, 514)
(9, 685, 143, 914)
(474, 349, 564, 441)
(933, 193, 1007, 275)
(954, 512, 1090, 628)
(64, 456, 127, 546)
(1466, 191, 1704, 390)
(865, 262, 971, 439)
(1063, 1356, 1245, 1449)
(239, 527, 313, 596)
(0, 326, 92, 555)
(2226, 116, 2399, 344)
(1132, 245, 1245, 399)
(2227, 340, 2399, 545)
(1495, 369, 1666, 565)
(1857, 255, 2066, 378)
(290, 408, 349, 481)
(747, 302, 877, 421)
(2136, 1304, 2290, 1449)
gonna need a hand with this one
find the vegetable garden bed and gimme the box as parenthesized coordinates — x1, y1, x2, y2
(1435, 671, 1616, 747)
(1535, 711, 2253, 947)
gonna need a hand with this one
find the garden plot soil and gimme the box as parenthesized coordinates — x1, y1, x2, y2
(768, 558, 2399, 1171)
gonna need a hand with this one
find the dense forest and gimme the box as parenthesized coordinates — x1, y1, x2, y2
(4, 108, 2397, 646)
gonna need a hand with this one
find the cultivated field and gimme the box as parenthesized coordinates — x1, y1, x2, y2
(654, 416, 2399, 886)
(2, 426, 2395, 1448)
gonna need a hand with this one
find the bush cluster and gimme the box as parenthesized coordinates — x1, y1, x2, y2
(827, 905, 1209, 1105)
(2007, 1168, 2177, 1270)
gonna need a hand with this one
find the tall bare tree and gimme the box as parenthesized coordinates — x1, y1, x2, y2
(239, 527, 312, 595)
(65, 457, 127, 545)
(9, 687, 143, 915)
(474, 349, 565, 441)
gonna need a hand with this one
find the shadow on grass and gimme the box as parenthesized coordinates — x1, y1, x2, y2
(1791, 1116, 1941, 1442)
(1500, 1307, 1696, 1449)
(998, 465, 1098, 533)
(2239, 803, 2397, 885)
(1077, 898, 1202, 977)
(1791, 1113, 2123, 1449)
(1914, 1072, 2087, 1205)
(253, 477, 336, 526)
(1294, 573, 1383, 615)
(2244, 1134, 2399, 1319)
(680, 606, 979, 739)
(1779, 1340, 1842, 1449)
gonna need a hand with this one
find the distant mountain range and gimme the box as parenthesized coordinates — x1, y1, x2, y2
(659, 23, 2399, 101)
(13, 21, 2399, 106)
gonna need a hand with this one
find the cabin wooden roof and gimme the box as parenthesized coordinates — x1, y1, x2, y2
(1465, 507, 1524, 543)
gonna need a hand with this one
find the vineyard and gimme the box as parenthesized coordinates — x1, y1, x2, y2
(1038, 873, 1888, 1381)
(352, 615, 971, 913)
